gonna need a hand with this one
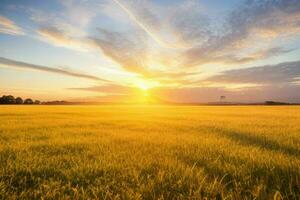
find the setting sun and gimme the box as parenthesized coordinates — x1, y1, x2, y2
(137, 82, 149, 91)
(134, 79, 159, 93)
(136, 81, 152, 99)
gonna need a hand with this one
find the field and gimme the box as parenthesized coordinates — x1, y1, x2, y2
(0, 105, 299, 199)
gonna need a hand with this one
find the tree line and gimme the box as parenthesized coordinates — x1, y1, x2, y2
(0, 95, 41, 105)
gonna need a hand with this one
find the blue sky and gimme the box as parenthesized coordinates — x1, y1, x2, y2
(1, 0, 300, 103)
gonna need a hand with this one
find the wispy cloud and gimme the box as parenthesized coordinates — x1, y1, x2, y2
(70, 84, 134, 95)
(208, 47, 293, 65)
(0, 57, 108, 82)
(0, 15, 24, 35)
(60, 0, 102, 28)
(111, 0, 191, 49)
(230, 0, 300, 38)
(91, 28, 149, 75)
(112, 0, 165, 47)
(26, 0, 103, 38)
(167, 1, 212, 47)
(179, 0, 300, 67)
(205, 60, 300, 85)
(37, 27, 92, 51)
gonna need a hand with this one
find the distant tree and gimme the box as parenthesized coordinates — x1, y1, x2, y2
(265, 101, 289, 105)
(0, 95, 43, 105)
(0, 95, 9, 104)
(24, 98, 33, 104)
(8, 95, 15, 104)
(0, 95, 16, 104)
(0, 96, 4, 104)
(34, 100, 41, 105)
(15, 97, 23, 104)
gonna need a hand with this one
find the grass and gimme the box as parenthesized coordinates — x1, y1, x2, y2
(0, 105, 299, 199)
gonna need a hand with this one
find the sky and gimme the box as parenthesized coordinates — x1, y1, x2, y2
(0, 0, 300, 103)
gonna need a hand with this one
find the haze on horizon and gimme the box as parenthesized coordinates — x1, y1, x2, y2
(1, 0, 300, 103)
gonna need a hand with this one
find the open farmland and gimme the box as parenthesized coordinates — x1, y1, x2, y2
(0, 105, 299, 199)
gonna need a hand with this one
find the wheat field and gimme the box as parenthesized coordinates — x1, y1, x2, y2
(0, 105, 299, 199)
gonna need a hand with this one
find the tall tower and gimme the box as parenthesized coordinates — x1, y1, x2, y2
(220, 96, 226, 102)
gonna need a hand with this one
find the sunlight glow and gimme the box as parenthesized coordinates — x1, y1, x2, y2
(137, 82, 150, 91)
(134, 79, 159, 92)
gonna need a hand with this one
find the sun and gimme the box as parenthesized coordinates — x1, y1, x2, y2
(135, 79, 159, 92)
(134, 80, 159, 99)
(137, 82, 150, 91)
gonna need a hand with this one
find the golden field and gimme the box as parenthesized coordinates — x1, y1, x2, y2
(0, 105, 299, 199)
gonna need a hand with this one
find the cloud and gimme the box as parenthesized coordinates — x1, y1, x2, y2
(232, 47, 295, 64)
(37, 27, 92, 51)
(14, 1, 104, 50)
(91, 28, 149, 75)
(70, 84, 134, 95)
(230, 0, 300, 38)
(180, 0, 300, 67)
(182, 46, 293, 67)
(60, 0, 102, 28)
(0, 15, 24, 35)
(110, 0, 193, 49)
(28, 0, 103, 37)
(214, 47, 293, 65)
(167, 1, 212, 47)
(0, 57, 108, 82)
(112, 0, 167, 48)
(205, 60, 300, 85)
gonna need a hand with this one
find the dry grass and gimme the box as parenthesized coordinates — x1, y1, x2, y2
(0, 105, 299, 199)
